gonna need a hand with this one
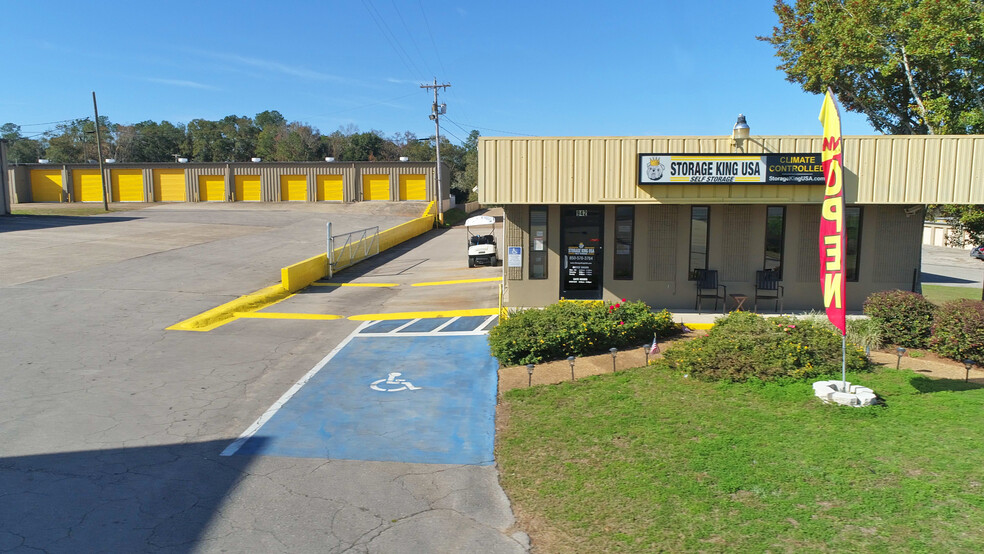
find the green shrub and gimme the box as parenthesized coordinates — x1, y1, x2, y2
(863, 290, 936, 348)
(661, 312, 869, 382)
(847, 317, 884, 354)
(488, 299, 678, 365)
(929, 299, 984, 363)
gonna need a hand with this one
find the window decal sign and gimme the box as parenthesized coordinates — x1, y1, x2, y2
(638, 153, 824, 185)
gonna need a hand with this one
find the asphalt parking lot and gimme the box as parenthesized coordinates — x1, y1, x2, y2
(0, 203, 523, 553)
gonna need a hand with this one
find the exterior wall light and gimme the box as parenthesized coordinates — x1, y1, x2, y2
(732, 114, 750, 150)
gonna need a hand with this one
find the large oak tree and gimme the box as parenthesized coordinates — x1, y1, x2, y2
(760, 0, 984, 135)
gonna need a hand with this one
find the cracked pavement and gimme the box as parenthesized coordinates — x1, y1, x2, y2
(0, 204, 526, 553)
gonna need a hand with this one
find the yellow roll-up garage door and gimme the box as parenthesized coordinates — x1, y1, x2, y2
(235, 175, 262, 201)
(111, 169, 145, 202)
(153, 169, 186, 202)
(280, 175, 307, 201)
(362, 174, 390, 201)
(198, 175, 225, 201)
(73, 169, 104, 202)
(398, 174, 427, 201)
(317, 175, 343, 201)
(30, 169, 64, 202)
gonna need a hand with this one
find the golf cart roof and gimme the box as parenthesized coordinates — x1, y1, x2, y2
(464, 215, 496, 228)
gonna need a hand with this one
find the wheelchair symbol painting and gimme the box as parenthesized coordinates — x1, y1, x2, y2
(370, 372, 422, 392)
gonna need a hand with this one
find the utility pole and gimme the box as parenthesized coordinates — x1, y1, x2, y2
(92, 91, 108, 211)
(420, 79, 450, 225)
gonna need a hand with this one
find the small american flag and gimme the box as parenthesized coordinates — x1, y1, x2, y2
(649, 336, 661, 356)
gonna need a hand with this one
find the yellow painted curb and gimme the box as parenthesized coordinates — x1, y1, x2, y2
(411, 277, 502, 287)
(235, 312, 343, 320)
(348, 308, 499, 321)
(167, 285, 293, 332)
(684, 323, 715, 330)
(310, 282, 399, 288)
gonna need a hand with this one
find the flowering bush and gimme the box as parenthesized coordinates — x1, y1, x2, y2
(661, 312, 869, 382)
(863, 290, 936, 348)
(488, 299, 678, 366)
(929, 299, 984, 363)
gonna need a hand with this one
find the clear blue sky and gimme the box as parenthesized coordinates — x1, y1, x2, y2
(1, 0, 878, 145)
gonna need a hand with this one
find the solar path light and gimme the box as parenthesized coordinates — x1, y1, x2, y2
(896, 347, 906, 370)
(526, 363, 535, 388)
(567, 356, 576, 381)
(964, 359, 976, 382)
(609, 347, 618, 373)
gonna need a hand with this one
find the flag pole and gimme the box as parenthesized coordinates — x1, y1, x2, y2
(842, 334, 847, 391)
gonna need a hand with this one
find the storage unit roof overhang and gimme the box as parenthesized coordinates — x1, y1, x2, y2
(479, 135, 984, 205)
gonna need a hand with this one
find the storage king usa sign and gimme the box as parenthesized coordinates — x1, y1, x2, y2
(638, 153, 825, 185)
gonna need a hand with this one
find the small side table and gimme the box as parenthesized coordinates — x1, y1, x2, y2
(729, 294, 749, 311)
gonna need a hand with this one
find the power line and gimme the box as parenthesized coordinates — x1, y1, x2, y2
(417, 0, 446, 77)
(441, 126, 465, 144)
(318, 91, 420, 118)
(361, 0, 426, 79)
(443, 115, 535, 137)
(12, 118, 85, 128)
(390, 0, 432, 77)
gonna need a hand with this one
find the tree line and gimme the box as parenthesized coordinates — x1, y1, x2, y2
(1, 111, 480, 201)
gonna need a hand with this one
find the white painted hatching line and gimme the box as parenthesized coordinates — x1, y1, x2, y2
(390, 319, 421, 333)
(479, 314, 498, 331)
(431, 316, 459, 333)
(356, 330, 489, 338)
(220, 320, 373, 457)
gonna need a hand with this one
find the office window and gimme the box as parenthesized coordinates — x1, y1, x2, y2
(764, 206, 786, 278)
(688, 206, 709, 280)
(613, 206, 634, 279)
(845, 206, 862, 281)
(530, 206, 548, 279)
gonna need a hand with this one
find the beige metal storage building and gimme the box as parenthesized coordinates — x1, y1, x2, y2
(480, 135, 984, 312)
(7, 160, 450, 206)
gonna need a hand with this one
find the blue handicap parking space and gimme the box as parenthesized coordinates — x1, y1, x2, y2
(361, 319, 414, 333)
(440, 316, 492, 333)
(401, 318, 451, 333)
(232, 332, 498, 465)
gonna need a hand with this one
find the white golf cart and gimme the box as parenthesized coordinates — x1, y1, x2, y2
(465, 215, 498, 267)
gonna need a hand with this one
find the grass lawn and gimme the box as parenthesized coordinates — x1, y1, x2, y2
(922, 284, 982, 304)
(497, 366, 984, 552)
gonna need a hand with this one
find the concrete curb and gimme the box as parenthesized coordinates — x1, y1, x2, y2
(167, 284, 293, 331)
(169, 206, 437, 332)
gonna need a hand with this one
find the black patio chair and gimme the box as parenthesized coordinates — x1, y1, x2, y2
(695, 269, 727, 314)
(754, 270, 784, 312)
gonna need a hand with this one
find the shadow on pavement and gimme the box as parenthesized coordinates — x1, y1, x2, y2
(920, 271, 979, 285)
(0, 214, 142, 233)
(0, 438, 266, 552)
